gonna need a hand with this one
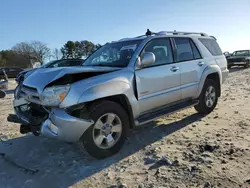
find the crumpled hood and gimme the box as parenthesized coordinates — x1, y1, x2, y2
(22, 66, 121, 93)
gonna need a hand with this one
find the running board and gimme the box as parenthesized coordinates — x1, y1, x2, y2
(136, 100, 199, 125)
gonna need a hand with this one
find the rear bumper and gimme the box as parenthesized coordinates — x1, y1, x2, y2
(40, 108, 94, 143)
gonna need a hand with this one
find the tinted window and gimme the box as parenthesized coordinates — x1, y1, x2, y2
(190, 40, 202, 59)
(174, 38, 194, 62)
(199, 38, 222, 56)
(47, 60, 82, 68)
(232, 50, 250, 56)
(143, 38, 173, 67)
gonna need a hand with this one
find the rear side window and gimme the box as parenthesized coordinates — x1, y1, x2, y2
(174, 38, 201, 62)
(199, 38, 222, 56)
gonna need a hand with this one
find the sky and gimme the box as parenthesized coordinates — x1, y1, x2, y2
(1, 0, 250, 52)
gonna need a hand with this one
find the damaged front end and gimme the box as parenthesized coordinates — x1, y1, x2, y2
(10, 66, 119, 142)
(13, 96, 48, 135)
(12, 82, 94, 142)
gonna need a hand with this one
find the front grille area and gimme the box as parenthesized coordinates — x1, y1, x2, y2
(20, 85, 41, 104)
(227, 58, 245, 63)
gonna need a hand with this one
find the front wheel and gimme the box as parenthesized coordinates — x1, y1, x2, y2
(244, 61, 250, 68)
(80, 100, 129, 159)
(194, 79, 219, 114)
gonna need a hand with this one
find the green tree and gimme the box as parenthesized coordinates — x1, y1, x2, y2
(61, 40, 102, 59)
(61, 41, 76, 59)
(0, 50, 30, 68)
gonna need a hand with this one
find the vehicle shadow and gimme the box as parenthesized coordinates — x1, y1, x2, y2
(0, 113, 204, 188)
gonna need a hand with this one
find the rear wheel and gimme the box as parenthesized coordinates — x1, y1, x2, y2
(194, 79, 219, 114)
(80, 100, 129, 159)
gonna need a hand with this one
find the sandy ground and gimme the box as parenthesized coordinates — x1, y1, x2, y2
(0, 68, 250, 188)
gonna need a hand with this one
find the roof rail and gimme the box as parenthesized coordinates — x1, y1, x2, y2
(156, 31, 209, 37)
(209, 36, 217, 40)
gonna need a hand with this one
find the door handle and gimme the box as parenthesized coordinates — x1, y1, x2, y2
(170, 66, 179, 72)
(198, 62, 204, 66)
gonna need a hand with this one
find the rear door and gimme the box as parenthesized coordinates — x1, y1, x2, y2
(172, 37, 206, 100)
(135, 38, 182, 114)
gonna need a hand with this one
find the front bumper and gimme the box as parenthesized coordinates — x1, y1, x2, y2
(13, 97, 94, 143)
(40, 108, 94, 143)
(227, 61, 247, 66)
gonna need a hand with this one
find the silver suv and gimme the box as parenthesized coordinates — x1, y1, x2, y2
(12, 30, 229, 158)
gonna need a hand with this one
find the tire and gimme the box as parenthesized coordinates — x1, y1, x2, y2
(80, 100, 129, 159)
(0, 90, 6, 98)
(194, 79, 219, 114)
(244, 61, 250, 68)
(32, 131, 40, 136)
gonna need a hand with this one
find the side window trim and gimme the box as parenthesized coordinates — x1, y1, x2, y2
(137, 37, 177, 69)
(189, 38, 202, 60)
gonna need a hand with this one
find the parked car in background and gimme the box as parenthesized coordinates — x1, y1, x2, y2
(11, 30, 228, 159)
(227, 50, 250, 69)
(15, 59, 84, 84)
(0, 68, 23, 78)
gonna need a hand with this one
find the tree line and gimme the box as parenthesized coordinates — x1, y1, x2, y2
(0, 40, 102, 68)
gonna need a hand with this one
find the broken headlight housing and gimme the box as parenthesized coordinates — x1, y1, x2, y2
(40, 85, 70, 106)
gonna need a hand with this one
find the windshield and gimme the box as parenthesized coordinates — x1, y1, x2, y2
(83, 40, 142, 67)
(232, 50, 249, 56)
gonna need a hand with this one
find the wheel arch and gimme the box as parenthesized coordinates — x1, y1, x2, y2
(70, 94, 136, 130)
(197, 65, 222, 98)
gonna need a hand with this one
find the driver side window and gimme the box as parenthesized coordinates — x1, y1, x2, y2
(142, 38, 174, 67)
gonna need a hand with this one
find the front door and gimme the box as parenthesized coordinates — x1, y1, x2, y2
(135, 38, 182, 114)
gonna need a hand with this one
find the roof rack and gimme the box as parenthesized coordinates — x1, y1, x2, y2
(116, 29, 210, 43)
(156, 31, 208, 37)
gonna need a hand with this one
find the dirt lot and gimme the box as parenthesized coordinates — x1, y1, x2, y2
(0, 68, 250, 188)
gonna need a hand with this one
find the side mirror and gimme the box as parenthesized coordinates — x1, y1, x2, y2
(140, 52, 155, 67)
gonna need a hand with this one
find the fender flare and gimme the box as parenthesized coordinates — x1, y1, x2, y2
(196, 65, 222, 98)
(77, 80, 140, 120)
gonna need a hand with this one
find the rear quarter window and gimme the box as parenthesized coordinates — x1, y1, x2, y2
(199, 38, 222, 56)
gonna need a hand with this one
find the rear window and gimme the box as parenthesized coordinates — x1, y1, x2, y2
(199, 38, 222, 56)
